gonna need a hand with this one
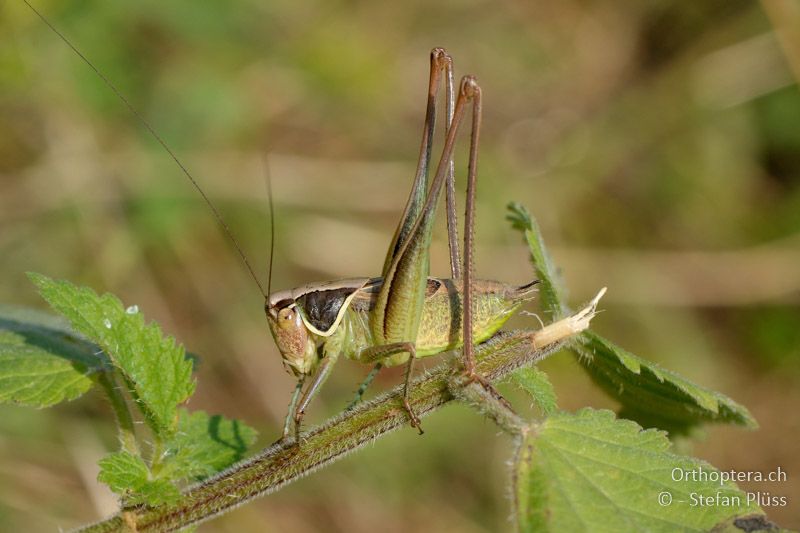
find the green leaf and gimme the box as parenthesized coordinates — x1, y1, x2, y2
(28, 273, 195, 434)
(161, 409, 258, 480)
(0, 304, 108, 407)
(511, 367, 557, 416)
(573, 331, 757, 433)
(98, 451, 150, 494)
(507, 202, 568, 317)
(96, 409, 256, 506)
(505, 205, 755, 434)
(98, 451, 181, 507)
(130, 479, 181, 507)
(515, 408, 765, 533)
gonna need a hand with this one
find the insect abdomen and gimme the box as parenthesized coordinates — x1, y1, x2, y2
(345, 278, 535, 366)
(414, 278, 531, 359)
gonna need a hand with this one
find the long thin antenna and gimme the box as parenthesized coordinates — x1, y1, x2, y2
(24, 0, 268, 298)
(262, 155, 276, 297)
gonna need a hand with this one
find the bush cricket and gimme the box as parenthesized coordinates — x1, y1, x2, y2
(266, 49, 541, 440)
(25, 2, 545, 443)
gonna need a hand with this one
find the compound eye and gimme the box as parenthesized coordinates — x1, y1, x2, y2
(278, 308, 294, 323)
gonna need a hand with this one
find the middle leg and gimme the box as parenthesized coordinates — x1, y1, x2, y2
(358, 341, 422, 433)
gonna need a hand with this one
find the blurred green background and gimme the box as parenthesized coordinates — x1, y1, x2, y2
(2, 0, 799, 530)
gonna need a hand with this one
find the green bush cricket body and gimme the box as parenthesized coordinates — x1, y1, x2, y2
(26, 2, 537, 442)
(267, 49, 539, 440)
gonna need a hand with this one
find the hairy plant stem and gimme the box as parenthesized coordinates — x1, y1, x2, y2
(77, 314, 593, 532)
(96, 371, 139, 456)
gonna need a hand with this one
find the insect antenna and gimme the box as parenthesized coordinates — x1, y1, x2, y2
(24, 0, 268, 299)
(262, 155, 276, 297)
